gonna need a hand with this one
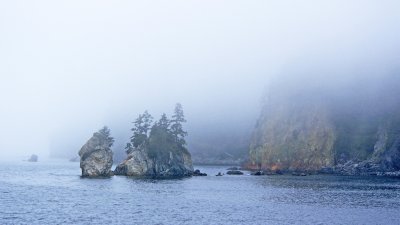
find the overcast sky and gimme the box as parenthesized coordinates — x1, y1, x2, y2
(1, 1, 400, 159)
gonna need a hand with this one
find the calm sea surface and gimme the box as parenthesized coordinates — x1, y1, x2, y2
(0, 160, 399, 225)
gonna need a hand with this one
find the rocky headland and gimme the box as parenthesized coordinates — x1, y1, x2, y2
(248, 74, 400, 177)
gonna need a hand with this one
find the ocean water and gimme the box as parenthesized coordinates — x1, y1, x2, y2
(0, 160, 399, 225)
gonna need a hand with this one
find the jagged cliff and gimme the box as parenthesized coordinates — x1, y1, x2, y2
(248, 74, 400, 175)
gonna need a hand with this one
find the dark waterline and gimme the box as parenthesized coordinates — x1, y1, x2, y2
(1, 160, 399, 225)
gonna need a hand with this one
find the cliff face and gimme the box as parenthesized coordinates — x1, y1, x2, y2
(250, 93, 335, 171)
(248, 74, 400, 174)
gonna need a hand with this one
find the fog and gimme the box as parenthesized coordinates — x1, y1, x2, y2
(1, 1, 400, 160)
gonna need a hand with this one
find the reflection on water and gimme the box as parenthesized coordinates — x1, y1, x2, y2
(0, 161, 399, 224)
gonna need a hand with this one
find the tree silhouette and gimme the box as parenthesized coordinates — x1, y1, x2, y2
(130, 110, 153, 148)
(98, 126, 114, 147)
(157, 113, 170, 130)
(170, 103, 187, 146)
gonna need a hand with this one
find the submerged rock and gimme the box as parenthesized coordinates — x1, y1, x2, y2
(28, 154, 38, 162)
(79, 127, 114, 177)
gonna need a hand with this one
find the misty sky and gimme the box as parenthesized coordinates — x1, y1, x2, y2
(1, 1, 400, 159)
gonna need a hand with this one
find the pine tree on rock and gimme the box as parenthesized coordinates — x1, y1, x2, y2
(125, 143, 133, 154)
(114, 105, 194, 177)
(157, 113, 170, 130)
(170, 103, 187, 146)
(130, 110, 153, 148)
(98, 126, 114, 147)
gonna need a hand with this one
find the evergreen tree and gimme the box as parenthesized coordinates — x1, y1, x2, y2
(98, 126, 114, 147)
(157, 113, 170, 130)
(170, 103, 187, 146)
(130, 110, 153, 148)
(142, 110, 153, 134)
(126, 105, 188, 158)
(148, 114, 175, 160)
(125, 142, 133, 154)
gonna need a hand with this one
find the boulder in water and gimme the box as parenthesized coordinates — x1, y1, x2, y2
(28, 154, 38, 162)
(251, 171, 264, 176)
(193, 169, 207, 176)
(79, 127, 114, 177)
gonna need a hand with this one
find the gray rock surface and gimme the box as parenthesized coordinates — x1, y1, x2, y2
(114, 146, 193, 178)
(28, 154, 38, 162)
(330, 124, 400, 177)
(193, 169, 207, 176)
(79, 131, 113, 177)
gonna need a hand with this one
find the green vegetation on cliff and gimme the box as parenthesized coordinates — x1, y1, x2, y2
(249, 74, 400, 172)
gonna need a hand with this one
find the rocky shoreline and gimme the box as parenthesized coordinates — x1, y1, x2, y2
(325, 160, 400, 177)
(245, 164, 400, 178)
(78, 104, 400, 179)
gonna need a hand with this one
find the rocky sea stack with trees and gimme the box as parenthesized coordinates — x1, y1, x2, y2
(115, 103, 193, 177)
(79, 103, 193, 178)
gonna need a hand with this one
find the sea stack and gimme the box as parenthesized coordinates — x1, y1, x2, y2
(114, 105, 194, 178)
(79, 126, 114, 177)
(28, 154, 38, 162)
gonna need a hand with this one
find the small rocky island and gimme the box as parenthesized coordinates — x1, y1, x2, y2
(79, 103, 194, 178)
(115, 104, 193, 177)
(28, 154, 38, 162)
(79, 126, 114, 177)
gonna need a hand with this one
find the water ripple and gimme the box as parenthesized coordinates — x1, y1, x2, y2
(0, 161, 399, 224)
